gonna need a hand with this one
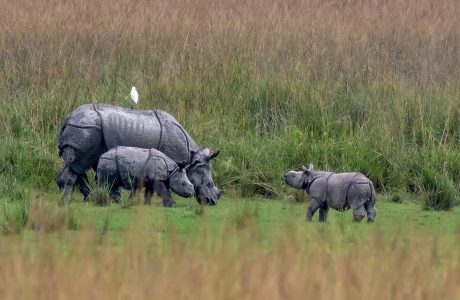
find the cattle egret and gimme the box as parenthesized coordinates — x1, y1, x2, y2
(130, 86, 139, 104)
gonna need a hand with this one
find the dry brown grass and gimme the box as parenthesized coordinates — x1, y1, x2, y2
(1, 0, 458, 88)
(0, 220, 459, 300)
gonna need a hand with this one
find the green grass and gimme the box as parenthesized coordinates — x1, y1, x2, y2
(2, 192, 459, 250)
(1, 1, 460, 208)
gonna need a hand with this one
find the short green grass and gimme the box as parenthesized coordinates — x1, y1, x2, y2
(2, 192, 459, 252)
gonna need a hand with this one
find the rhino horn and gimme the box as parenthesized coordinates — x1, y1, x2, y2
(210, 150, 220, 160)
(295, 164, 307, 171)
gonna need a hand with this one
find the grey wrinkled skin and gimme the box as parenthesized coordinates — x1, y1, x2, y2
(56, 103, 221, 204)
(284, 163, 376, 223)
(185, 148, 221, 205)
(97, 147, 194, 207)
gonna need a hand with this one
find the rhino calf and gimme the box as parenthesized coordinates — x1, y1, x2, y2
(284, 163, 376, 223)
(97, 146, 194, 207)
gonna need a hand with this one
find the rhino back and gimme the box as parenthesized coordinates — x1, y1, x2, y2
(60, 104, 102, 150)
(155, 110, 199, 165)
(115, 147, 151, 188)
(327, 173, 370, 210)
(95, 104, 161, 150)
(148, 149, 179, 178)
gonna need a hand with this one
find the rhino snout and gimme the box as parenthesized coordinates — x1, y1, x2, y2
(206, 197, 217, 206)
(283, 173, 290, 183)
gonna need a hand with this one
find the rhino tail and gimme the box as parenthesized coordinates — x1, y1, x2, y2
(369, 180, 376, 205)
(58, 115, 70, 157)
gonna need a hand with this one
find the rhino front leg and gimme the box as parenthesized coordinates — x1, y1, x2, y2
(154, 181, 176, 207)
(318, 202, 329, 222)
(306, 198, 321, 222)
(352, 206, 366, 222)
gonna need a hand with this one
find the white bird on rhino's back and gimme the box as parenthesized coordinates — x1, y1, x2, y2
(130, 86, 139, 104)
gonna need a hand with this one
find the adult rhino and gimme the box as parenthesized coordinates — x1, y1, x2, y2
(56, 103, 221, 205)
(284, 163, 376, 223)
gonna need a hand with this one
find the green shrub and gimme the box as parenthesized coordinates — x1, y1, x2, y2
(91, 187, 111, 207)
(67, 206, 80, 230)
(119, 190, 135, 209)
(0, 198, 30, 234)
(421, 170, 458, 211)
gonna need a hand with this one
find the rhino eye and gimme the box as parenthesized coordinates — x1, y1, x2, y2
(207, 182, 212, 188)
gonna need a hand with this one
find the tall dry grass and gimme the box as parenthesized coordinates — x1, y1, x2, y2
(1, 0, 458, 85)
(0, 220, 459, 299)
(1, 0, 460, 202)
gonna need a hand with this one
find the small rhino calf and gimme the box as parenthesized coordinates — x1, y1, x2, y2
(97, 146, 194, 207)
(284, 163, 376, 223)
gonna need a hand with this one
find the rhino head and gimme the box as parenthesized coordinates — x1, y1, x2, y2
(169, 168, 195, 198)
(284, 163, 315, 189)
(185, 148, 222, 205)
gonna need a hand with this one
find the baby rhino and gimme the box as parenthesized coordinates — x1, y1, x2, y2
(284, 163, 376, 223)
(97, 146, 194, 206)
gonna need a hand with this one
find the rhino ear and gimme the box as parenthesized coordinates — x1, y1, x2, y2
(210, 150, 220, 160)
(202, 148, 211, 156)
(308, 163, 314, 171)
(177, 161, 187, 170)
(189, 150, 197, 161)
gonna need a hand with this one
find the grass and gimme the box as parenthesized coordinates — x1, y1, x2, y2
(1, 193, 460, 299)
(0, 0, 460, 207)
(1, 192, 459, 245)
(2, 0, 460, 297)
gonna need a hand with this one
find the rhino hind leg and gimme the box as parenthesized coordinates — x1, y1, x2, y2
(318, 202, 329, 222)
(57, 146, 92, 201)
(97, 169, 121, 202)
(154, 181, 176, 207)
(352, 206, 366, 222)
(144, 182, 154, 205)
(365, 201, 376, 223)
(56, 166, 78, 204)
(76, 173, 91, 201)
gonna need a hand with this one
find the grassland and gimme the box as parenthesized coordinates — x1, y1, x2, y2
(1, 0, 460, 204)
(1, 0, 460, 298)
(1, 193, 460, 299)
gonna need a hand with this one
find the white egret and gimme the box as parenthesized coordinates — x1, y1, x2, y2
(130, 86, 139, 104)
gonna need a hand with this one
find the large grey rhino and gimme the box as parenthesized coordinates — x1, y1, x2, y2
(284, 163, 376, 223)
(56, 103, 221, 205)
(97, 146, 194, 206)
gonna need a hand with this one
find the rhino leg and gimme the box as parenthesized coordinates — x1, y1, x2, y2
(144, 182, 154, 205)
(318, 202, 329, 222)
(352, 206, 366, 222)
(57, 146, 92, 201)
(144, 188, 153, 205)
(97, 164, 121, 203)
(306, 198, 321, 222)
(154, 181, 176, 207)
(76, 173, 91, 201)
(56, 166, 78, 204)
(365, 201, 376, 223)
